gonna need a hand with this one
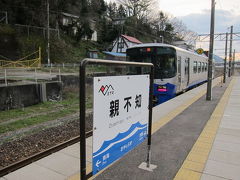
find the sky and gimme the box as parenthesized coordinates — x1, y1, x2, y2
(158, 0, 240, 59)
(106, 0, 240, 59)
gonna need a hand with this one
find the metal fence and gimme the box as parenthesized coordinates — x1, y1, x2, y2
(14, 24, 60, 39)
(0, 67, 62, 86)
(0, 48, 41, 68)
(42, 63, 80, 68)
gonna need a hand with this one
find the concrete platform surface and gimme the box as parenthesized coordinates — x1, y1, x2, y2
(3, 76, 240, 180)
(93, 77, 229, 180)
(2, 139, 92, 180)
(200, 76, 240, 180)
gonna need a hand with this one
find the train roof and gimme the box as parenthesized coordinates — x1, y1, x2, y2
(127, 43, 208, 59)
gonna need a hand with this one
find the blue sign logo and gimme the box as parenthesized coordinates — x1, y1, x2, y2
(92, 121, 148, 174)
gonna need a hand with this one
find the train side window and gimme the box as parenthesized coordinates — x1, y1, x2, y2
(194, 61, 197, 73)
(198, 62, 201, 73)
(205, 63, 208, 71)
(178, 56, 181, 74)
(201, 62, 204, 72)
(185, 59, 187, 75)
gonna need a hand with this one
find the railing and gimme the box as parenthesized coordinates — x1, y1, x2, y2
(0, 47, 41, 68)
(0, 67, 62, 86)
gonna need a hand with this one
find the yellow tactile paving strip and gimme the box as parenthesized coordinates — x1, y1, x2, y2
(68, 78, 223, 180)
(174, 78, 236, 180)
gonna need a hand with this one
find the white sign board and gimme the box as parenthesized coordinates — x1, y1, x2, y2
(92, 75, 150, 174)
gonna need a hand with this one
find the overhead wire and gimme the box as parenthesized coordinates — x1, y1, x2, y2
(0, 4, 61, 15)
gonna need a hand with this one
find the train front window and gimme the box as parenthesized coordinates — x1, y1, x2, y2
(155, 48, 176, 78)
(127, 47, 176, 78)
(127, 48, 153, 74)
(127, 48, 152, 63)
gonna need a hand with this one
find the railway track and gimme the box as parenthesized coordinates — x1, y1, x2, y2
(0, 131, 92, 177)
(0, 69, 225, 178)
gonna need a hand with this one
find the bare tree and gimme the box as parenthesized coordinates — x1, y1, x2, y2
(117, 0, 153, 20)
(171, 17, 198, 48)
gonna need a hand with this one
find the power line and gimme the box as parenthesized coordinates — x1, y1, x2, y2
(1, 4, 61, 15)
(216, 0, 223, 11)
(197, 32, 240, 42)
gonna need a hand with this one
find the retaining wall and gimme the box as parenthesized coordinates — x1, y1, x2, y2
(0, 82, 62, 111)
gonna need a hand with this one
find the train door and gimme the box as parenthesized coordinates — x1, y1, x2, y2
(177, 56, 182, 92)
(184, 58, 190, 88)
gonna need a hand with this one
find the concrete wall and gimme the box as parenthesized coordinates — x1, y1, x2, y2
(46, 82, 62, 101)
(55, 75, 79, 87)
(0, 82, 62, 111)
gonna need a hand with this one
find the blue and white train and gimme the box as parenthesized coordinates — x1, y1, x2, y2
(126, 43, 209, 106)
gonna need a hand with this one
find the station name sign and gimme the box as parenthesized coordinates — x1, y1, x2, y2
(92, 75, 150, 174)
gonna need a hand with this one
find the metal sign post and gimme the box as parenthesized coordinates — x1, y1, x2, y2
(138, 64, 157, 171)
(80, 59, 154, 180)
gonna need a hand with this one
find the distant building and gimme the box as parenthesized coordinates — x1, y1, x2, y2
(103, 51, 126, 61)
(60, 12, 97, 41)
(87, 49, 99, 59)
(173, 41, 194, 50)
(111, 35, 142, 53)
(112, 18, 126, 25)
(60, 12, 79, 26)
(213, 54, 224, 67)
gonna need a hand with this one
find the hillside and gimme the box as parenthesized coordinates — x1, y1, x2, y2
(0, 24, 107, 63)
(0, 0, 196, 63)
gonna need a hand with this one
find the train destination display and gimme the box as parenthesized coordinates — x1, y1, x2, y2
(93, 75, 150, 174)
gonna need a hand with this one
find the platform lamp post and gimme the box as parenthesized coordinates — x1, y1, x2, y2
(206, 0, 215, 101)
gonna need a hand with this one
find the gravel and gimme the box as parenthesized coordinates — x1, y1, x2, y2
(0, 114, 93, 169)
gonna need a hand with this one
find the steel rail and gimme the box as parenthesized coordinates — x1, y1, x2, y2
(0, 131, 92, 177)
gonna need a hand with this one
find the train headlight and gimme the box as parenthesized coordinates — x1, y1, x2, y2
(157, 85, 167, 92)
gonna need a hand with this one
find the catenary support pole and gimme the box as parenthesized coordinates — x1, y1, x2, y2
(232, 49, 235, 75)
(206, 0, 215, 101)
(228, 26, 233, 77)
(223, 33, 228, 83)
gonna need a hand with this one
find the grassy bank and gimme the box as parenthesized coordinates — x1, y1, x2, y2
(0, 87, 94, 135)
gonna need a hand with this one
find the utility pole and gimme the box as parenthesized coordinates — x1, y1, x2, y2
(223, 33, 228, 83)
(228, 26, 233, 77)
(0, 11, 8, 24)
(47, 0, 50, 66)
(5, 11, 8, 24)
(206, 0, 215, 101)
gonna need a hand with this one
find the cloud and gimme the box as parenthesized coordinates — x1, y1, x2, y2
(179, 9, 240, 34)
(180, 9, 240, 58)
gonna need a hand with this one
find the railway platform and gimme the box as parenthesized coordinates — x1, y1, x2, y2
(1, 76, 240, 180)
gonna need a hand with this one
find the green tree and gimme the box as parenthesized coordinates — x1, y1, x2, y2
(107, 2, 118, 19)
(117, 5, 127, 18)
